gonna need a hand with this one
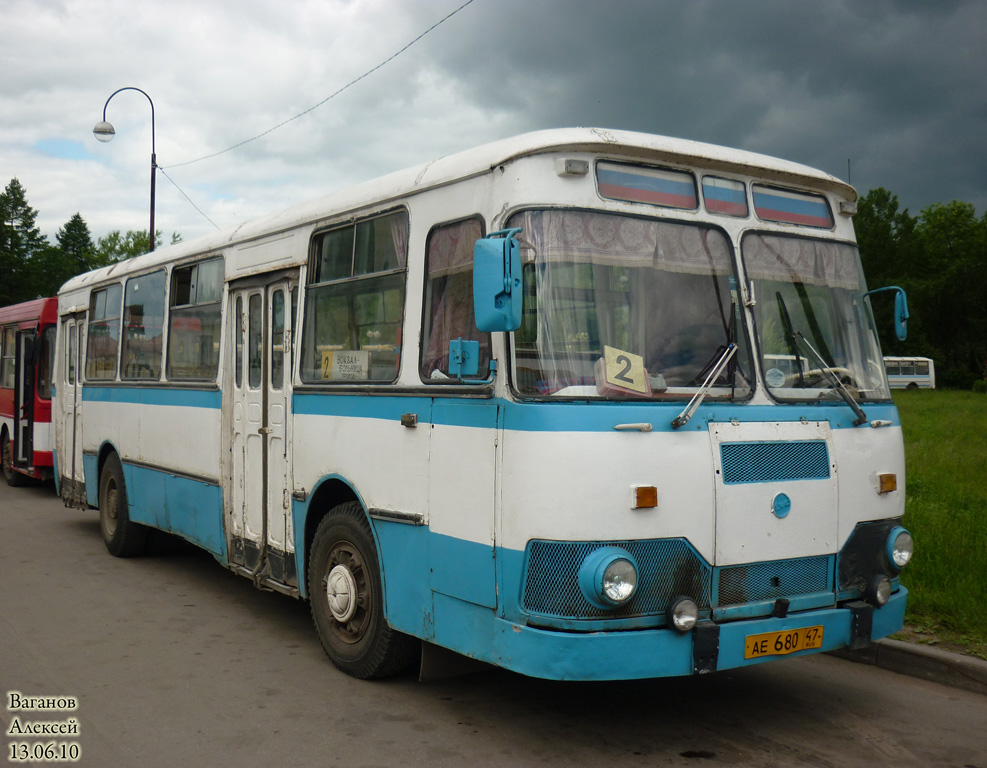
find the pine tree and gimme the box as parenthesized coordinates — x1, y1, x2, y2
(0, 178, 50, 304)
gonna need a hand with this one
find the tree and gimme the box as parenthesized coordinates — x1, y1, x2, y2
(57, 213, 96, 273)
(0, 178, 50, 304)
(857, 188, 987, 386)
(92, 229, 181, 267)
(913, 201, 987, 386)
(26, 213, 97, 297)
(855, 188, 917, 288)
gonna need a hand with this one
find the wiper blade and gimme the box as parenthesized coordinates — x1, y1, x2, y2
(792, 331, 869, 426)
(672, 343, 737, 430)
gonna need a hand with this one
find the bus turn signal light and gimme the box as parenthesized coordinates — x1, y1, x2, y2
(633, 485, 658, 509)
(878, 473, 897, 494)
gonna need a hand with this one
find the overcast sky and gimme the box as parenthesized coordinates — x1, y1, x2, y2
(2, 0, 985, 246)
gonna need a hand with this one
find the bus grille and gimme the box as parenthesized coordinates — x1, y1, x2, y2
(716, 556, 832, 605)
(521, 539, 711, 619)
(720, 440, 830, 484)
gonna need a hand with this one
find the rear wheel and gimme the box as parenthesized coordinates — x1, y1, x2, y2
(99, 453, 147, 557)
(308, 501, 418, 679)
(2, 432, 25, 487)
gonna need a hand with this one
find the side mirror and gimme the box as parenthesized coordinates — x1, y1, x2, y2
(865, 285, 909, 341)
(893, 289, 909, 341)
(473, 228, 523, 332)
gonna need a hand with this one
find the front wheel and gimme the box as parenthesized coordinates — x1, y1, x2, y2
(308, 502, 418, 679)
(98, 453, 147, 557)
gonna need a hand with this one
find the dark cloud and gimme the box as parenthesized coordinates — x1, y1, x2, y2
(417, 0, 987, 213)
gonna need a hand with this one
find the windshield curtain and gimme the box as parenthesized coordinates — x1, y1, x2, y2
(507, 209, 752, 400)
(744, 233, 890, 402)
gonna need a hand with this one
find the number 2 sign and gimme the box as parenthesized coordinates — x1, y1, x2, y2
(598, 346, 652, 396)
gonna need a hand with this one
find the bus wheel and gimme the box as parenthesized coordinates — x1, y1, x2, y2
(308, 502, 418, 679)
(98, 453, 147, 557)
(2, 432, 26, 487)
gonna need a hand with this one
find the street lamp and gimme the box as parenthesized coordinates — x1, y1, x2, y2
(93, 87, 157, 252)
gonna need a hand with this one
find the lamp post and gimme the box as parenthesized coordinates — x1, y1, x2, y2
(93, 87, 157, 252)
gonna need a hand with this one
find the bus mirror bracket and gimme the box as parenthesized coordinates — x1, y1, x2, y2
(864, 286, 909, 341)
(473, 228, 523, 333)
(448, 338, 480, 377)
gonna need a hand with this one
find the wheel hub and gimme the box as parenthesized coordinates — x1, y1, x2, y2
(326, 564, 359, 623)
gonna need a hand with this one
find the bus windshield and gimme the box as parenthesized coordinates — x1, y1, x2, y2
(507, 209, 752, 400)
(744, 233, 890, 403)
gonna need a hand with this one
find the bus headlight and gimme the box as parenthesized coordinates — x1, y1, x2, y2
(578, 547, 639, 609)
(885, 527, 914, 571)
(667, 596, 699, 633)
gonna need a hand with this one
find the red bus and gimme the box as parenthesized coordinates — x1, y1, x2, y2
(1, 297, 58, 485)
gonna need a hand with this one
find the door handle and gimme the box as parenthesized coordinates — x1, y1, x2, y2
(258, 427, 273, 435)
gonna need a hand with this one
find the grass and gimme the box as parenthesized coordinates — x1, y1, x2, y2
(892, 388, 987, 659)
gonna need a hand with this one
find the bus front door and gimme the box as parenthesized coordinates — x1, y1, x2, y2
(228, 279, 297, 588)
(57, 314, 86, 505)
(13, 330, 36, 471)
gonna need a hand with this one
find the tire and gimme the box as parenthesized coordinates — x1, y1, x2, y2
(2, 432, 25, 487)
(308, 501, 418, 679)
(98, 453, 147, 557)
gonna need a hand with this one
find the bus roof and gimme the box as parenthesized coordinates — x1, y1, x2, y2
(58, 127, 856, 300)
(0, 296, 58, 326)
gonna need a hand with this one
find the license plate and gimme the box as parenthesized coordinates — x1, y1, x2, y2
(744, 626, 824, 659)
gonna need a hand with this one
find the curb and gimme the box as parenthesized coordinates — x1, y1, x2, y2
(831, 639, 987, 697)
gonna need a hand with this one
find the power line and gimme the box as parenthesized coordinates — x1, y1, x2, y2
(159, 167, 220, 230)
(163, 0, 478, 170)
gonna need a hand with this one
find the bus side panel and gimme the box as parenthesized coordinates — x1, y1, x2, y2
(123, 463, 226, 558)
(80, 387, 224, 554)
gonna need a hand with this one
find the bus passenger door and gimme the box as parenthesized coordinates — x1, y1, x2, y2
(57, 314, 85, 505)
(13, 330, 36, 469)
(228, 279, 297, 587)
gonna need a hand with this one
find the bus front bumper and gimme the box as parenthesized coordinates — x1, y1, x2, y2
(480, 588, 907, 681)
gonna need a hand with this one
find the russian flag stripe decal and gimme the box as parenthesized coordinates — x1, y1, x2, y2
(597, 163, 697, 210)
(753, 185, 833, 228)
(702, 177, 748, 217)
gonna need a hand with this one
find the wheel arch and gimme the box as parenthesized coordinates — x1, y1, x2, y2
(94, 440, 122, 504)
(297, 474, 371, 600)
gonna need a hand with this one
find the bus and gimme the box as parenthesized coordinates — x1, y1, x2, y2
(1, 297, 58, 486)
(54, 128, 914, 681)
(884, 356, 935, 389)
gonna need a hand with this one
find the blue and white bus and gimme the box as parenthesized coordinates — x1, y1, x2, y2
(54, 128, 914, 680)
(884, 356, 935, 389)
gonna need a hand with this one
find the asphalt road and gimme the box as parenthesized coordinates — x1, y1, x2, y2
(2, 481, 985, 768)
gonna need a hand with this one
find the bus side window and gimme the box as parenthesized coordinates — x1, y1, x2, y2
(167, 257, 224, 381)
(420, 217, 490, 382)
(121, 270, 166, 380)
(38, 326, 56, 399)
(86, 284, 123, 380)
(1, 326, 14, 388)
(300, 211, 408, 383)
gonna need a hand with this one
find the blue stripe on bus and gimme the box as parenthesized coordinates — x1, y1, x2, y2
(79, 386, 900, 432)
(293, 393, 900, 432)
(82, 385, 222, 409)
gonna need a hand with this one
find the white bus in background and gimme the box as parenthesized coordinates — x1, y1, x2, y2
(884, 356, 935, 389)
(53, 128, 915, 682)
